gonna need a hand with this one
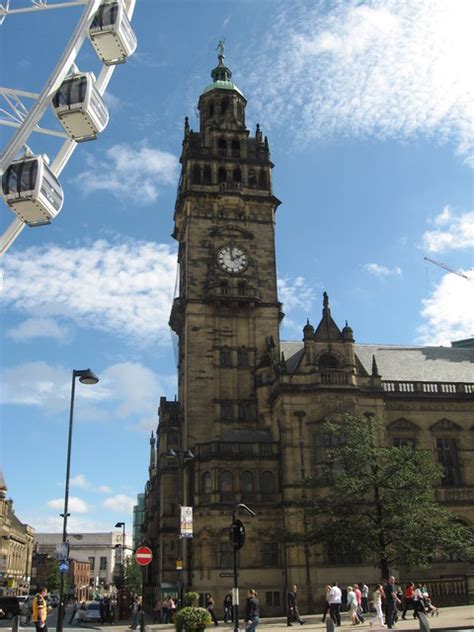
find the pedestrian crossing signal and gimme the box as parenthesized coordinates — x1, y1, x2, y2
(230, 519, 245, 549)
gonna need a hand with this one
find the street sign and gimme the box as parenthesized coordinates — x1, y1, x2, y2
(135, 546, 153, 566)
(55, 542, 69, 561)
(59, 560, 69, 573)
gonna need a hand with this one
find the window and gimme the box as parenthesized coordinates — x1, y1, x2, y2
(221, 97, 229, 114)
(237, 282, 247, 297)
(261, 471, 275, 495)
(192, 164, 201, 184)
(436, 437, 462, 487)
(201, 472, 212, 496)
(326, 543, 363, 565)
(219, 541, 232, 568)
(248, 170, 257, 188)
(203, 165, 212, 185)
(265, 591, 280, 607)
(262, 542, 279, 567)
(233, 168, 242, 183)
(240, 471, 254, 498)
(220, 400, 234, 420)
(220, 348, 232, 367)
(218, 167, 227, 183)
(238, 401, 251, 420)
(231, 139, 240, 157)
(318, 353, 339, 369)
(237, 349, 249, 368)
(220, 281, 228, 296)
(392, 437, 416, 448)
(88, 556, 95, 571)
(218, 138, 227, 157)
(314, 432, 345, 473)
(220, 470, 234, 501)
(258, 169, 267, 189)
(99, 557, 107, 570)
(208, 101, 214, 117)
(237, 103, 243, 121)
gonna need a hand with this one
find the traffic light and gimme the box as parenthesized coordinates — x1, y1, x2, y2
(230, 519, 246, 549)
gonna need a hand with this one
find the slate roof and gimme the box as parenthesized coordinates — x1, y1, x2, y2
(280, 341, 474, 383)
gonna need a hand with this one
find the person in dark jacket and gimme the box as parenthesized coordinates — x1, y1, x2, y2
(246, 589, 260, 632)
(223, 594, 233, 623)
(287, 585, 305, 626)
(206, 593, 219, 626)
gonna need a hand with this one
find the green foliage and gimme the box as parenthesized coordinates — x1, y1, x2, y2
(46, 561, 69, 593)
(185, 592, 200, 607)
(174, 607, 211, 632)
(124, 557, 142, 594)
(289, 413, 474, 577)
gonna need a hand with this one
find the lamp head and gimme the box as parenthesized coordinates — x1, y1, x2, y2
(115, 522, 125, 528)
(77, 368, 99, 385)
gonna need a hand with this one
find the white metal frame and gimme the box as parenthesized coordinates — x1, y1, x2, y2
(0, 0, 136, 256)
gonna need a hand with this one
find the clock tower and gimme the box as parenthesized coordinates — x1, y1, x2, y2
(161, 46, 284, 598)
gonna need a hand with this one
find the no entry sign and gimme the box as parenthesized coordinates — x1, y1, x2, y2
(135, 546, 153, 566)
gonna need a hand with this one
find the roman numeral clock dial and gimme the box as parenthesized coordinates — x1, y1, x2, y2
(217, 244, 248, 273)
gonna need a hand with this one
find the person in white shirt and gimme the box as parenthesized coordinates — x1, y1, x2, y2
(369, 585, 386, 629)
(328, 582, 342, 626)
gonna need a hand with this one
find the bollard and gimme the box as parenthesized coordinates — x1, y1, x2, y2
(326, 616, 335, 632)
(12, 615, 20, 632)
(418, 611, 430, 632)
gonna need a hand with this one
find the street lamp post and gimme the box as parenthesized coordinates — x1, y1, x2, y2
(231, 503, 256, 632)
(166, 449, 194, 608)
(56, 369, 99, 632)
(114, 521, 126, 618)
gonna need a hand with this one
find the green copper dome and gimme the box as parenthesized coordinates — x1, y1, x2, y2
(201, 42, 245, 98)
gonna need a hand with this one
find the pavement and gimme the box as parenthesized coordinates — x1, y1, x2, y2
(1, 605, 472, 632)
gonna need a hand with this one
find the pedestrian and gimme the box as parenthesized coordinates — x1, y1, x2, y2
(346, 586, 360, 625)
(223, 594, 233, 623)
(130, 597, 142, 630)
(321, 585, 331, 623)
(206, 593, 219, 626)
(402, 583, 415, 620)
(162, 596, 170, 623)
(369, 584, 386, 629)
(287, 584, 305, 626)
(361, 583, 370, 613)
(32, 587, 48, 632)
(328, 581, 342, 627)
(69, 599, 79, 625)
(169, 597, 177, 621)
(354, 584, 364, 622)
(153, 598, 163, 623)
(245, 589, 260, 632)
(384, 576, 401, 630)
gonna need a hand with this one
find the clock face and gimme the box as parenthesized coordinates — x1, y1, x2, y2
(217, 244, 248, 273)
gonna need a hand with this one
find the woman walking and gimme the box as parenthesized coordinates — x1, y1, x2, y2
(346, 586, 360, 625)
(206, 593, 219, 626)
(369, 584, 386, 629)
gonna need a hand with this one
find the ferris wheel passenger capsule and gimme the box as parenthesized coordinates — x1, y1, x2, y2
(88, 1, 137, 66)
(1, 155, 64, 226)
(52, 72, 109, 142)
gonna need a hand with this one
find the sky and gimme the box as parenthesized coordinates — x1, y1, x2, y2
(0, 0, 473, 539)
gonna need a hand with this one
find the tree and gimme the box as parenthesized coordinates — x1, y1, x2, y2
(124, 557, 142, 594)
(46, 561, 69, 594)
(289, 413, 474, 578)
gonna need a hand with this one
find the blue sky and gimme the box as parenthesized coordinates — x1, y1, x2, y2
(1, 0, 473, 537)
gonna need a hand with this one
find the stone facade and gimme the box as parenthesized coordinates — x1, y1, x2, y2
(0, 471, 34, 596)
(142, 53, 474, 614)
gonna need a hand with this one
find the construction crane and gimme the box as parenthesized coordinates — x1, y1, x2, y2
(424, 256, 473, 282)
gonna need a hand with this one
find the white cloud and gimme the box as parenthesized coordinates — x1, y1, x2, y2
(418, 270, 474, 345)
(1, 359, 172, 431)
(71, 474, 89, 489)
(2, 239, 177, 344)
(244, 1, 474, 164)
(278, 275, 317, 313)
(6, 317, 71, 343)
(422, 206, 474, 253)
(74, 142, 179, 203)
(47, 497, 88, 514)
(364, 263, 402, 277)
(95, 485, 112, 494)
(23, 514, 112, 533)
(103, 494, 135, 513)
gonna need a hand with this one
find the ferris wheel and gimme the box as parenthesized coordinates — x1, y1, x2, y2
(0, 0, 137, 257)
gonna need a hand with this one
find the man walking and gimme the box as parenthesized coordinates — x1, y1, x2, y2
(328, 582, 342, 627)
(32, 587, 48, 632)
(385, 576, 401, 629)
(287, 585, 305, 626)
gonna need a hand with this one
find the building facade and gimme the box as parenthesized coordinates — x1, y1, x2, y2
(0, 471, 34, 596)
(34, 532, 131, 591)
(142, 52, 474, 613)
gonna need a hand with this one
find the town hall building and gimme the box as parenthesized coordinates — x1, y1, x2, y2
(141, 50, 474, 613)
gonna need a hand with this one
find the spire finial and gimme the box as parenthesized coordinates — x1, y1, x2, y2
(323, 291, 329, 309)
(216, 39, 225, 64)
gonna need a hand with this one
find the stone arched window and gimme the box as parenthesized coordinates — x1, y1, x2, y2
(221, 96, 229, 114)
(261, 471, 275, 495)
(208, 101, 214, 117)
(202, 165, 212, 185)
(220, 470, 234, 501)
(233, 168, 242, 183)
(231, 139, 240, 157)
(201, 471, 212, 496)
(218, 167, 227, 183)
(237, 102, 243, 121)
(318, 353, 339, 369)
(218, 138, 227, 157)
(258, 169, 267, 189)
(248, 170, 257, 188)
(240, 471, 254, 496)
(192, 164, 201, 185)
